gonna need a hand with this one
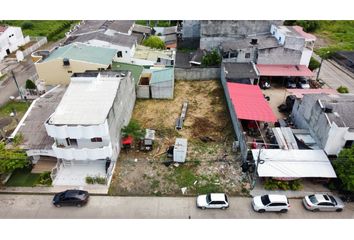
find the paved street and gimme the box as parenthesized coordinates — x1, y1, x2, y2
(0, 194, 353, 219)
(313, 54, 354, 92)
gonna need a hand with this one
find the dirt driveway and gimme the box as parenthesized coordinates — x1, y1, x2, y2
(109, 80, 249, 196)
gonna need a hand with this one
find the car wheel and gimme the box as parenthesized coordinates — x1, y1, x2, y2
(55, 204, 61, 208)
(336, 208, 343, 212)
(202, 207, 206, 210)
(280, 209, 288, 213)
(76, 203, 82, 208)
(258, 209, 265, 213)
(221, 207, 226, 210)
(312, 208, 319, 212)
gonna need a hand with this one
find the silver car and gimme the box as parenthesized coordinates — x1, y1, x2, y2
(303, 194, 344, 212)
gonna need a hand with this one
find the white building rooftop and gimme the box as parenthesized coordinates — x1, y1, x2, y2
(48, 72, 125, 125)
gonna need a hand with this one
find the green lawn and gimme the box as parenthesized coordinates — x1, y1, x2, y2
(0, 101, 29, 119)
(314, 20, 354, 56)
(0, 74, 7, 82)
(0, 20, 78, 41)
(5, 167, 41, 187)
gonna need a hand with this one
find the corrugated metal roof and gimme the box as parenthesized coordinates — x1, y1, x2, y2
(256, 64, 314, 77)
(252, 149, 337, 178)
(49, 74, 122, 125)
(42, 42, 117, 65)
(112, 62, 143, 84)
(150, 68, 174, 84)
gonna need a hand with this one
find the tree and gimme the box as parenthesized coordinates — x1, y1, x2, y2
(283, 20, 320, 32)
(142, 36, 165, 49)
(121, 119, 144, 139)
(25, 79, 36, 89)
(201, 49, 221, 67)
(333, 146, 354, 192)
(0, 142, 29, 174)
(308, 57, 321, 71)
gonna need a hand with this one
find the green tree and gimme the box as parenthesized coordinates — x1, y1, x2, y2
(142, 36, 165, 49)
(201, 49, 221, 67)
(308, 57, 321, 71)
(0, 142, 29, 174)
(333, 146, 354, 192)
(25, 79, 36, 89)
(121, 119, 144, 139)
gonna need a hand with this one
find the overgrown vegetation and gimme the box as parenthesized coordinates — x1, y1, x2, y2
(12, 133, 24, 147)
(337, 86, 349, 93)
(0, 142, 29, 174)
(201, 49, 221, 67)
(264, 178, 303, 191)
(135, 20, 176, 28)
(121, 119, 144, 139)
(86, 175, 107, 185)
(25, 80, 36, 89)
(284, 20, 320, 32)
(142, 36, 165, 49)
(0, 20, 78, 41)
(308, 57, 321, 71)
(0, 101, 29, 119)
(332, 146, 354, 192)
(37, 171, 52, 186)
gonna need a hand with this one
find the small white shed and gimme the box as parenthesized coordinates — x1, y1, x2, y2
(173, 138, 187, 163)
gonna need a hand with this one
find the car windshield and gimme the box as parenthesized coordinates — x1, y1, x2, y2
(309, 195, 318, 204)
(328, 195, 337, 205)
(206, 194, 212, 204)
(261, 195, 271, 205)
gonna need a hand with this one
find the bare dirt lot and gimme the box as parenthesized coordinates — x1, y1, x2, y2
(109, 80, 250, 196)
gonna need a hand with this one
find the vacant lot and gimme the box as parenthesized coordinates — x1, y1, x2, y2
(0, 101, 29, 138)
(110, 80, 249, 196)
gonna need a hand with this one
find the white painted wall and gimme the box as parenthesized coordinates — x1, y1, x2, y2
(300, 47, 313, 66)
(270, 25, 285, 45)
(324, 123, 354, 155)
(52, 143, 113, 161)
(0, 26, 26, 60)
(85, 39, 135, 62)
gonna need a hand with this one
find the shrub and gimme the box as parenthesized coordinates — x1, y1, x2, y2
(142, 36, 165, 49)
(283, 20, 320, 32)
(201, 49, 221, 67)
(264, 179, 303, 191)
(86, 175, 107, 185)
(21, 21, 34, 30)
(25, 79, 36, 90)
(85, 176, 95, 184)
(37, 171, 52, 186)
(308, 57, 321, 71)
(337, 86, 349, 93)
(121, 119, 144, 139)
(13, 133, 24, 147)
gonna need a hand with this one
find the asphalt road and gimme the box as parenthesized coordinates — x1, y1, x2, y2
(0, 194, 353, 219)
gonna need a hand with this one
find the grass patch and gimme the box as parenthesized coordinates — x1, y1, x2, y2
(314, 20, 354, 57)
(6, 167, 41, 187)
(135, 20, 175, 28)
(0, 74, 7, 82)
(0, 101, 29, 118)
(0, 20, 78, 41)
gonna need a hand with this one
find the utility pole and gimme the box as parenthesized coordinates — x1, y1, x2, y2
(11, 70, 23, 100)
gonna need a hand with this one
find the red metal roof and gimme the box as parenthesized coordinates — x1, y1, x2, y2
(287, 88, 338, 98)
(227, 82, 277, 123)
(292, 26, 316, 41)
(256, 64, 314, 77)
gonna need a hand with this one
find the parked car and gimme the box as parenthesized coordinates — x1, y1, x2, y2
(297, 77, 310, 89)
(260, 80, 271, 89)
(252, 194, 290, 213)
(286, 78, 297, 88)
(196, 193, 229, 209)
(52, 189, 89, 207)
(303, 194, 344, 212)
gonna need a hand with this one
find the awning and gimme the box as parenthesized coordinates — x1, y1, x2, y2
(256, 64, 314, 77)
(287, 88, 338, 98)
(227, 82, 277, 122)
(251, 149, 337, 178)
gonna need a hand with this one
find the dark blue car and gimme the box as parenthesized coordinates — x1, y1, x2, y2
(53, 190, 89, 207)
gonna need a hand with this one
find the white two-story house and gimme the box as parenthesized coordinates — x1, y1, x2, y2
(0, 25, 27, 61)
(45, 70, 136, 186)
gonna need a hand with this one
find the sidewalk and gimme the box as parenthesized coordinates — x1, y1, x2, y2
(0, 185, 109, 195)
(250, 179, 333, 198)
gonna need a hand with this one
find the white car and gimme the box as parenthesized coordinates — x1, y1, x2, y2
(303, 194, 345, 212)
(196, 193, 229, 209)
(252, 194, 290, 213)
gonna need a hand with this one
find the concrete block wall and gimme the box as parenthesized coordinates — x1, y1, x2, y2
(174, 67, 220, 80)
(257, 47, 302, 65)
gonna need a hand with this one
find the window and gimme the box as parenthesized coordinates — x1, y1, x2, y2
(211, 201, 225, 205)
(222, 52, 229, 59)
(278, 37, 282, 42)
(230, 51, 238, 58)
(157, 57, 161, 63)
(117, 51, 123, 58)
(91, 137, 103, 142)
(308, 195, 318, 204)
(269, 203, 287, 207)
(63, 58, 70, 66)
(67, 71, 72, 73)
(245, 53, 251, 58)
(261, 195, 271, 205)
(344, 140, 353, 149)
